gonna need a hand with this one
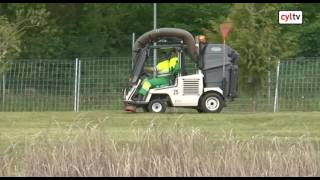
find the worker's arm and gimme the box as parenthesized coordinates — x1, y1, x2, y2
(171, 63, 181, 75)
(144, 67, 155, 74)
(170, 57, 181, 75)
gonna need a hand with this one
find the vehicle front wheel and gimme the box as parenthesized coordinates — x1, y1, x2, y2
(142, 106, 149, 112)
(147, 99, 166, 113)
(196, 107, 204, 113)
(199, 92, 224, 113)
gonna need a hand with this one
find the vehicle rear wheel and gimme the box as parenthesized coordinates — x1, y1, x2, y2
(199, 92, 224, 113)
(147, 99, 166, 113)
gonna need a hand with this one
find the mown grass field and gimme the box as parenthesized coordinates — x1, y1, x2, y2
(1, 111, 320, 152)
(1, 111, 320, 176)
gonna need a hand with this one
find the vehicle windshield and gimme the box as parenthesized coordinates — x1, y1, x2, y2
(130, 44, 188, 85)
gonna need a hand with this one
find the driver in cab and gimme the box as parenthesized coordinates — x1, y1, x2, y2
(133, 48, 180, 101)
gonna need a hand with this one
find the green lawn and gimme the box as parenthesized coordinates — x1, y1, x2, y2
(1, 111, 320, 152)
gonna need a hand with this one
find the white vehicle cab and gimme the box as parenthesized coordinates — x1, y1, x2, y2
(124, 28, 240, 113)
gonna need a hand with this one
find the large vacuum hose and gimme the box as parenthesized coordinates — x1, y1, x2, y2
(132, 28, 198, 64)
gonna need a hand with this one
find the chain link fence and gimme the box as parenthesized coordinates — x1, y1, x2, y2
(0, 57, 319, 112)
(277, 57, 320, 111)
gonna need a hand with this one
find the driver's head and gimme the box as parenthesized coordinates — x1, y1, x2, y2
(159, 50, 171, 61)
(160, 51, 167, 59)
(170, 48, 179, 58)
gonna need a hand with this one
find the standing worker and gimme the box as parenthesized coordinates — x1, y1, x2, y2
(133, 48, 180, 101)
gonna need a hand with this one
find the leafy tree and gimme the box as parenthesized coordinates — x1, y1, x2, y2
(274, 3, 320, 57)
(1, 3, 318, 61)
(0, 3, 234, 59)
(158, 3, 232, 35)
(4, 3, 64, 59)
(0, 16, 21, 73)
(205, 3, 298, 111)
(43, 3, 232, 58)
(0, 4, 54, 72)
(46, 3, 154, 58)
(295, 3, 320, 57)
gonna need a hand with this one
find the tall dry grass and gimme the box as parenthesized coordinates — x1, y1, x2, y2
(0, 123, 319, 177)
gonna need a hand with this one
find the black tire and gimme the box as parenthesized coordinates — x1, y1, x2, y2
(196, 97, 204, 113)
(147, 99, 166, 113)
(142, 106, 149, 112)
(196, 107, 204, 113)
(199, 92, 224, 113)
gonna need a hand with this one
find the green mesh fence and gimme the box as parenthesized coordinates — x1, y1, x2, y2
(0, 57, 319, 112)
(278, 57, 320, 111)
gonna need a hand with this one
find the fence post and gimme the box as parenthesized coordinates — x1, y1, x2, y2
(77, 59, 81, 112)
(74, 58, 79, 112)
(153, 3, 157, 78)
(274, 60, 280, 112)
(132, 32, 135, 69)
(268, 57, 271, 108)
(2, 73, 5, 107)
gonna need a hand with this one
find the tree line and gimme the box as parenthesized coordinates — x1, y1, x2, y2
(1, 3, 318, 59)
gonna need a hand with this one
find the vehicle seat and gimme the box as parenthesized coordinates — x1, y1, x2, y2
(155, 75, 177, 88)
